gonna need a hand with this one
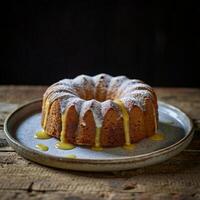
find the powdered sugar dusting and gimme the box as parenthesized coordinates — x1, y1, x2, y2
(93, 73, 112, 89)
(72, 75, 95, 99)
(106, 75, 128, 99)
(120, 83, 153, 96)
(67, 98, 85, 113)
(60, 97, 84, 113)
(47, 91, 75, 104)
(119, 97, 143, 112)
(80, 100, 103, 128)
(101, 100, 120, 116)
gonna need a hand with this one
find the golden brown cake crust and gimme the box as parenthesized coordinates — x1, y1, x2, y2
(42, 74, 158, 147)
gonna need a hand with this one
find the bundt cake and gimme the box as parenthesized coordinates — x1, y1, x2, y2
(41, 74, 158, 150)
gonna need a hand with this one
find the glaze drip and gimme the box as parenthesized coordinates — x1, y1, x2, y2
(42, 100, 50, 129)
(114, 99, 131, 147)
(34, 130, 51, 139)
(93, 127, 102, 150)
(150, 132, 165, 141)
(55, 142, 75, 150)
(65, 154, 77, 158)
(80, 100, 103, 149)
(56, 108, 75, 150)
(36, 144, 49, 151)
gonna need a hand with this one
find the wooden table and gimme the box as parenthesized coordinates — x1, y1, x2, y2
(0, 86, 200, 200)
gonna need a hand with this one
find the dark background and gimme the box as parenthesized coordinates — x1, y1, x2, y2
(1, 1, 200, 87)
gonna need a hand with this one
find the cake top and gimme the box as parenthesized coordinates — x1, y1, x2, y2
(43, 74, 157, 115)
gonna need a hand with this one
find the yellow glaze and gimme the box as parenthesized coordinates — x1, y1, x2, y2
(152, 105, 158, 133)
(91, 146, 103, 151)
(34, 130, 51, 139)
(65, 154, 77, 159)
(92, 127, 102, 150)
(36, 144, 49, 151)
(123, 144, 135, 150)
(114, 99, 131, 147)
(55, 142, 75, 150)
(150, 132, 165, 141)
(60, 113, 67, 143)
(56, 110, 75, 150)
(43, 101, 50, 129)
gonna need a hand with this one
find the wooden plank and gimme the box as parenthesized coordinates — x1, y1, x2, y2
(0, 103, 18, 125)
(0, 191, 107, 200)
(0, 103, 18, 113)
(155, 88, 200, 120)
(0, 151, 200, 193)
(0, 86, 46, 104)
(0, 190, 199, 200)
(0, 127, 14, 152)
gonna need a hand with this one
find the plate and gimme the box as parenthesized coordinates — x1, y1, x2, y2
(4, 99, 194, 171)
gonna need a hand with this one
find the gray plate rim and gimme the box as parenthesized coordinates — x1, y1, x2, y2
(4, 99, 194, 164)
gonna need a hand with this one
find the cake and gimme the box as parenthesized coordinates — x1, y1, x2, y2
(41, 74, 158, 150)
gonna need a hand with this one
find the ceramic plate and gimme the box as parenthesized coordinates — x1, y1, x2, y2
(4, 99, 194, 171)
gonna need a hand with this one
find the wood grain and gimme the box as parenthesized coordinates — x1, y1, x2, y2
(0, 86, 200, 200)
